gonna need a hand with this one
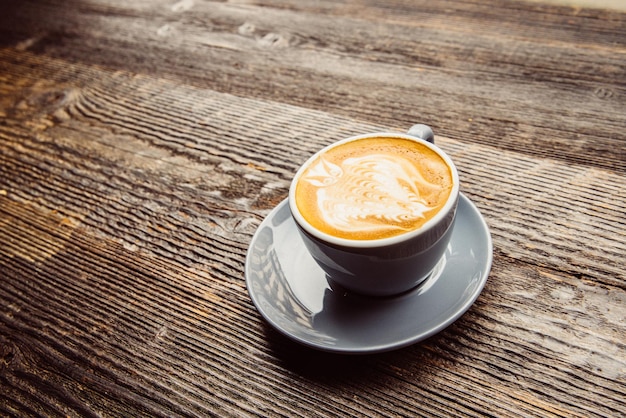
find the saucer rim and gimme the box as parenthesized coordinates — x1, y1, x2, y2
(245, 193, 493, 354)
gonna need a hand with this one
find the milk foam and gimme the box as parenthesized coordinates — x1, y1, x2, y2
(303, 154, 435, 233)
(301, 152, 442, 237)
(295, 137, 453, 240)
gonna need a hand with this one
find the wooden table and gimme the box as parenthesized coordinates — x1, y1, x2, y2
(1, 0, 624, 416)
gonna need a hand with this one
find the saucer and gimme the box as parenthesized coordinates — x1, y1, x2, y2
(245, 193, 492, 354)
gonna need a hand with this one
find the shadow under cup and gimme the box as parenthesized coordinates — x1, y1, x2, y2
(288, 131, 460, 297)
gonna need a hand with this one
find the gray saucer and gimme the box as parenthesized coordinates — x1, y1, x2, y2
(245, 193, 492, 354)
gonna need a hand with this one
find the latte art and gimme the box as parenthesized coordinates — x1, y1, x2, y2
(295, 137, 453, 240)
(305, 154, 436, 235)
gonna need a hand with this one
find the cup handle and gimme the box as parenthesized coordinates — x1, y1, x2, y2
(407, 124, 435, 144)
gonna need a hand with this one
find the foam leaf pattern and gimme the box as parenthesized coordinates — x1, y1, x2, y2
(302, 154, 441, 235)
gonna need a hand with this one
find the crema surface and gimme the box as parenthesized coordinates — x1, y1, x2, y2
(295, 137, 453, 240)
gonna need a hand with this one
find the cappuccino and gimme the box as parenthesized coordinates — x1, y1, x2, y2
(294, 137, 453, 240)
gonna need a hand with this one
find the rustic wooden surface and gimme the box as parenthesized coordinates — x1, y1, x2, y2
(0, 0, 624, 417)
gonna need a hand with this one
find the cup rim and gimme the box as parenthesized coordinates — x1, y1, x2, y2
(288, 132, 460, 248)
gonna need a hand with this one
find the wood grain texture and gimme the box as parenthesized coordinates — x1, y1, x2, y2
(1, 0, 625, 172)
(0, 1, 625, 417)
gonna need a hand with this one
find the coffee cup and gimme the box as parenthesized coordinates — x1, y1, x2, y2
(288, 124, 460, 297)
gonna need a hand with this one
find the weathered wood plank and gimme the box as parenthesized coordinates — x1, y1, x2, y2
(0, 0, 624, 171)
(1, 51, 623, 286)
(1, 220, 624, 417)
(0, 46, 624, 417)
(1, 1, 625, 417)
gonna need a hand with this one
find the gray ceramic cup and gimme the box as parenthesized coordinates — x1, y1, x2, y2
(288, 125, 460, 297)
